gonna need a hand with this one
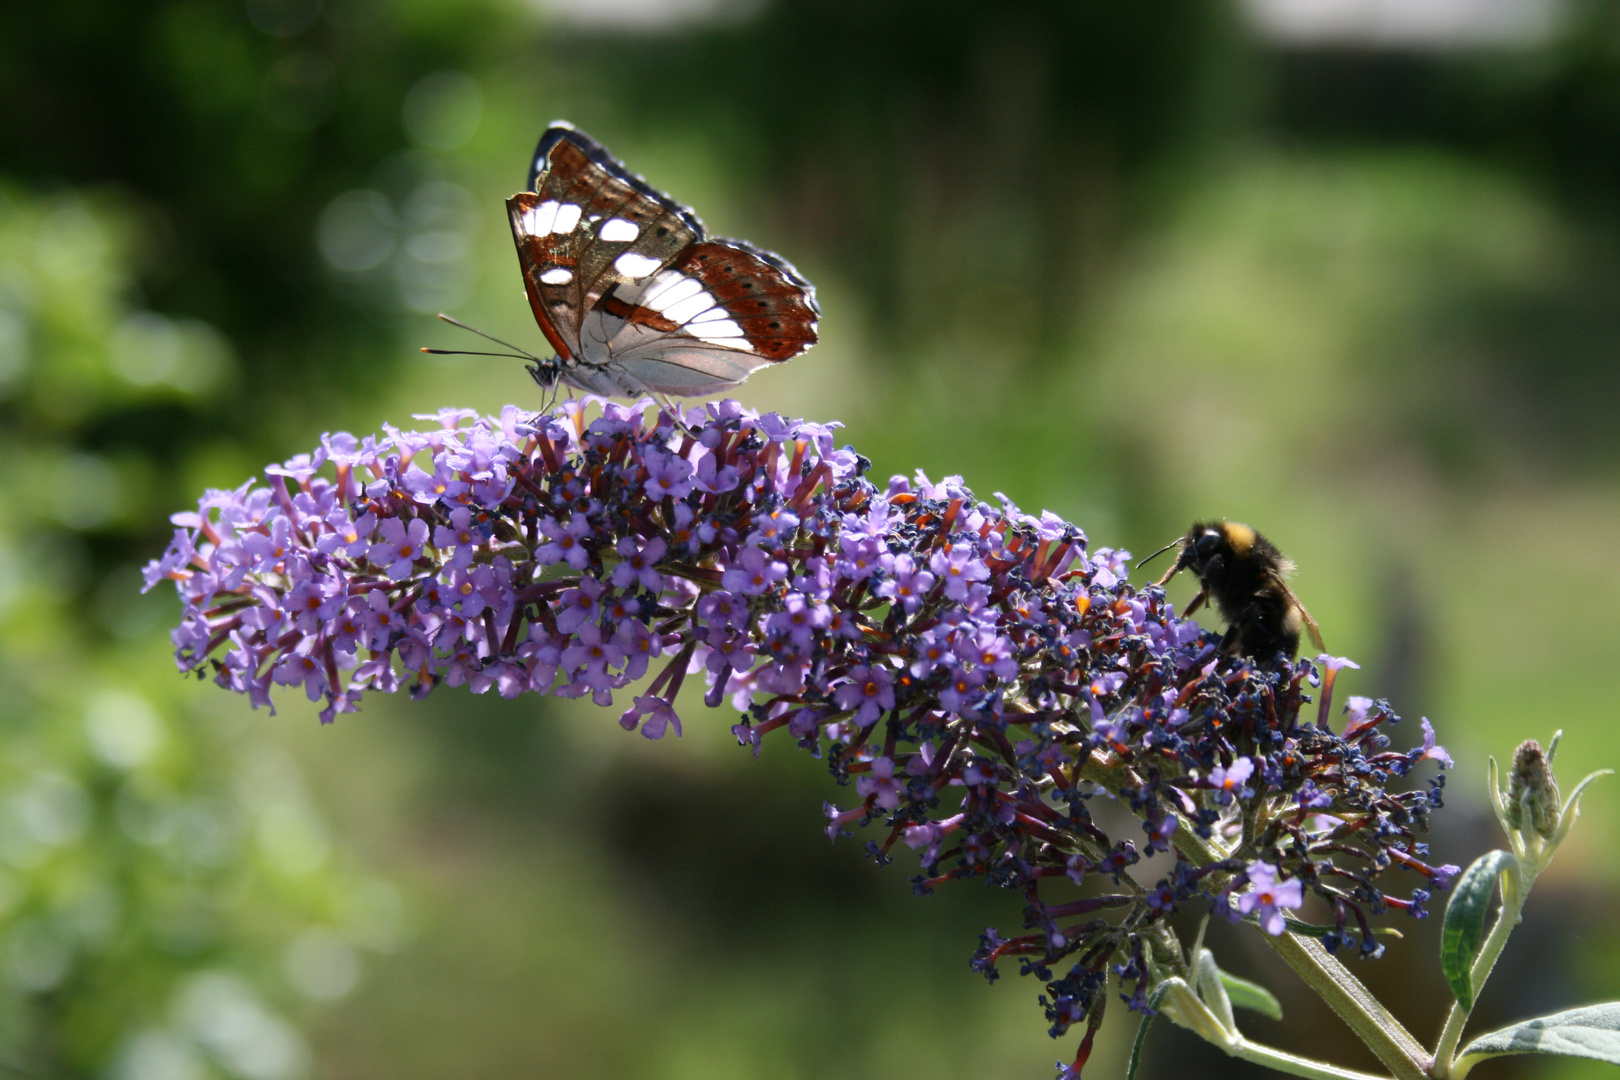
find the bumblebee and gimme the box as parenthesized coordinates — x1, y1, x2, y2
(1137, 521, 1324, 660)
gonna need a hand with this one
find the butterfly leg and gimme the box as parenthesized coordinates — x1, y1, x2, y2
(654, 392, 697, 432)
(526, 358, 566, 415)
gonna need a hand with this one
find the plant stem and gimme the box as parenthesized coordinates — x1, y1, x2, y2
(1161, 975, 1396, 1080)
(1262, 931, 1430, 1080)
(1228, 1034, 1397, 1080)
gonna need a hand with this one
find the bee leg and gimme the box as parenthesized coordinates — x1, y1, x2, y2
(1220, 601, 1262, 656)
(1183, 588, 1208, 618)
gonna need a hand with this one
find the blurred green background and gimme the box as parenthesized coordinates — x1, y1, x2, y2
(3, 0, 1619, 1076)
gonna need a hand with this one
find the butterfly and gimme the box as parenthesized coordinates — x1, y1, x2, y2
(501, 121, 819, 398)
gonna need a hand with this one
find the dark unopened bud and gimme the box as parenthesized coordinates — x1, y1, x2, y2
(1505, 740, 1560, 840)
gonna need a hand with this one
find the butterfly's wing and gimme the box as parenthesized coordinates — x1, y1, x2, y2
(580, 237, 820, 395)
(507, 122, 703, 366)
(509, 122, 819, 396)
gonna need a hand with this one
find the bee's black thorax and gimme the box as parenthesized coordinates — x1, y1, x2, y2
(1161, 520, 1305, 660)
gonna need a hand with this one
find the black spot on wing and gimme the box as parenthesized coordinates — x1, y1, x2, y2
(708, 236, 821, 320)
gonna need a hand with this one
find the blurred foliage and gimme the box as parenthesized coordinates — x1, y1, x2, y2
(0, 186, 401, 1079)
(4, 0, 1620, 1077)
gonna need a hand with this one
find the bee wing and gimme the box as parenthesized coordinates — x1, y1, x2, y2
(1301, 605, 1327, 653)
(1267, 571, 1325, 653)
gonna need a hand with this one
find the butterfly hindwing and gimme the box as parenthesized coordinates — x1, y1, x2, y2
(587, 238, 818, 366)
(666, 239, 819, 362)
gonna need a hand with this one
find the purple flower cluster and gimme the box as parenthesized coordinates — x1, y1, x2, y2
(146, 397, 1455, 1070)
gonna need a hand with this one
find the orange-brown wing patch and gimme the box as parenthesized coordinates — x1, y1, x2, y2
(669, 240, 819, 361)
(595, 293, 679, 333)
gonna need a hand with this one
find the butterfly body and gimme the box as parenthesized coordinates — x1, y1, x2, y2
(507, 123, 819, 397)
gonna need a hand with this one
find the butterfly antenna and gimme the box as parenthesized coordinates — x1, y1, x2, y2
(430, 313, 542, 361)
(420, 348, 537, 359)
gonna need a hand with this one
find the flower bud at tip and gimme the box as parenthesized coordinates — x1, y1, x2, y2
(1505, 739, 1560, 840)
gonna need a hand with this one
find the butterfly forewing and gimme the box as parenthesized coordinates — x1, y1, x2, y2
(509, 133, 701, 358)
(507, 193, 580, 360)
(506, 122, 819, 396)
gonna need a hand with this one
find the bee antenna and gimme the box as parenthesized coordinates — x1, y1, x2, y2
(1135, 538, 1183, 571)
(431, 313, 541, 361)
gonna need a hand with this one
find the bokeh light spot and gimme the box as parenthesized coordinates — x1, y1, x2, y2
(402, 71, 482, 150)
(86, 690, 167, 770)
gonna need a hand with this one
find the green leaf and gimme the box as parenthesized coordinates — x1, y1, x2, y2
(1195, 949, 1234, 1032)
(1239, 913, 1401, 939)
(1441, 850, 1516, 1006)
(1456, 1003, 1620, 1072)
(1126, 982, 1175, 1080)
(1219, 970, 1283, 1021)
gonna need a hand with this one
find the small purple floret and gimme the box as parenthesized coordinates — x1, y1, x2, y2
(1236, 861, 1304, 935)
